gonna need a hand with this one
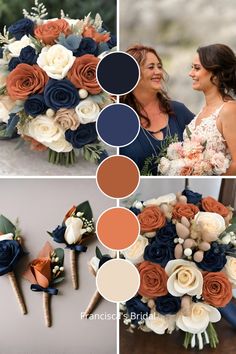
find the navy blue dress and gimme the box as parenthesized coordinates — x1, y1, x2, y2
(120, 101, 194, 175)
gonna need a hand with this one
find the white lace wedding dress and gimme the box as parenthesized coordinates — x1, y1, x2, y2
(183, 103, 230, 156)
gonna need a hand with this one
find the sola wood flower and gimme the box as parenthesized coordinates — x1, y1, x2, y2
(48, 201, 95, 289)
(23, 241, 64, 327)
(0, 214, 27, 314)
(83, 247, 112, 317)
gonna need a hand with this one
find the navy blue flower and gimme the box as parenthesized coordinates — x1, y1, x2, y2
(107, 35, 117, 49)
(126, 295, 150, 325)
(144, 239, 175, 267)
(155, 293, 181, 315)
(0, 240, 24, 275)
(129, 207, 141, 216)
(8, 18, 34, 40)
(65, 123, 97, 149)
(182, 189, 202, 205)
(51, 225, 66, 243)
(75, 38, 98, 57)
(197, 244, 227, 272)
(19, 46, 38, 65)
(8, 57, 21, 71)
(24, 94, 47, 117)
(44, 79, 80, 110)
(156, 222, 177, 245)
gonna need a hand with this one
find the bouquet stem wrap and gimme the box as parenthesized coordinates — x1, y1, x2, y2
(8, 271, 27, 315)
(84, 290, 101, 318)
(43, 292, 51, 327)
(70, 249, 78, 289)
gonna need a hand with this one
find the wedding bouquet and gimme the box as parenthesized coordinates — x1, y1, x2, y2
(158, 129, 230, 175)
(120, 189, 236, 350)
(0, 1, 116, 165)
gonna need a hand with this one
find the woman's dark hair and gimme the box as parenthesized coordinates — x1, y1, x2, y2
(197, 43, 236, 99)
(120, 44, 173, 128)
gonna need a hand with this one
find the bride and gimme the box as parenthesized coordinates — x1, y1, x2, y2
(160, 43, 236, 176)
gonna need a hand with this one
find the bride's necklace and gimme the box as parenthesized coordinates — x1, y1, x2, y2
(142, 124, 171, 158)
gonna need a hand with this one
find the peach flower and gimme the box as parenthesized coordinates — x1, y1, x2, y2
(203, 272, 232, 307)
(138, 261, 168, 298)
(172, 202, 199, 221)
(34, 19, 71, 45)
(6, 64, 48, 100)
(138, 206, 166, 233)
(67, 54, 102, 94)
(201, 196, 229, 217)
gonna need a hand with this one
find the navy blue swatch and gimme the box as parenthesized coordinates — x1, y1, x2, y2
(97, 104, 140, 147)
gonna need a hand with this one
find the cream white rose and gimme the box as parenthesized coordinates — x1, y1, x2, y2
(89, 256, 100, 273)
(176, 302, 221, 334)
(165, 259, 203, 297)
(225, 256, 236, 286)
(0, 95, 15, 123)
(75, 98, 100, 124)
(37, 44, 75, 80)
(194, 212, 225, 237)
(123, 235, 148, 264)
(64, 216, 86, 244)
(0, 233, 14, 241)
(8, 35, 35, 57)
(144, 193, 177, 207)
(158, 157, 171, 175)
(25, 115, 73, 153)
(145, 311, 176, 334)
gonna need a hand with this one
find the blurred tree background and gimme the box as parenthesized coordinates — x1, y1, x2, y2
(0, 0, 116, 33)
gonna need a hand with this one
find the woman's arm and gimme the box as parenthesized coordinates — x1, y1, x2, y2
(220, 102, 236, 175)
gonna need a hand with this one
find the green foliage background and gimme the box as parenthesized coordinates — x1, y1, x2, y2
(0, 0, 116, 33)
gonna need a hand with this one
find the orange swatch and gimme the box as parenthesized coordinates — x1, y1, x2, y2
(96, 156, 140, 199)
(97, 207, 140, 250)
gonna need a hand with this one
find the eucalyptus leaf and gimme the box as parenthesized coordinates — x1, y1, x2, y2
(5, 114, 19, 137)
(185, 125, 192, 139)
(76, 201, 93, 220)
(54, 248, 64, 266)
(52, 276, 65, 285)
(0, 214, 16, 235)
(95, 246, 103, 260)
(225, 223, 236, 233)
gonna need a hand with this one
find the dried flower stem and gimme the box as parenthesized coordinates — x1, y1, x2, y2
(70, 249, 78, 289)
(8, 271, 27, 315)
(83, 290, 101, 318)
(43, 292, 51, 327)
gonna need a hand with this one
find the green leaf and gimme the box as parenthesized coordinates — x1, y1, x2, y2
(95, 246, 103, 259)
(0, 214, 16, 235)
(185, 125, 192, 139)
(52, 276, 65, 285)
(76, 201, 93, 220)
(54, 248, 64, 266)
(224, 223, 236, 234)
(47, 231, 53, 237)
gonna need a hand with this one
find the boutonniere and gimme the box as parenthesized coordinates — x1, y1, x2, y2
(49, 201, 95, 289)
(0, 214, 27, 314)
(23, 241, 64, 327)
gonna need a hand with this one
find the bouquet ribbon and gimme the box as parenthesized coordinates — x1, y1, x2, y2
(219, 300, 236, 328)
(65, 244, 87, 252)
(31, 284, 58, 296)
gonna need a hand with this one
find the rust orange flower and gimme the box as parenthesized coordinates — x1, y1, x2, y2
(23, 135, 48, 152)
(82, 25, 110, 43)
(34, 19, 71, 45)
(138, 206, 166, 233)
(180, 166, 194, 176)
(201, 196, 229, 217)
(67, 54, 102, 94)
(6, 64, 48, 100)
(138, 261, 168, 299)
(203, 272, 232, 307)
(172, 202, 199, 220)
